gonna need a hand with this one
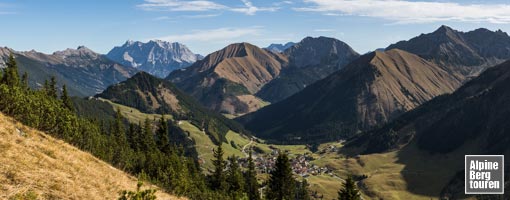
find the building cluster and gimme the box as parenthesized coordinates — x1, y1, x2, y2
(239, 149, 333, 177)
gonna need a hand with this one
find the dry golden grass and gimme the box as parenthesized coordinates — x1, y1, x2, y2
(0, 112, 184, 200)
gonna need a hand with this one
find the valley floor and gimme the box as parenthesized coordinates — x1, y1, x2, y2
(106, 100, 463, 200)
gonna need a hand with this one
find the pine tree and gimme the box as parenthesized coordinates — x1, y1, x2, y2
(266, 151, 295, 200)
(140, 119, 156, 152)
(2, 53, 20, 87)
(112, 108, 129, 167)
(211, 145, 227, 191)
(156, 115, 170, 153)
(118, 181, 157, 200)
(61, 84, 74, 112)
(226, 155, 245, 199)
(296, 179, 310, 200)
(48, 76, 58, 99)
(21, 72, 28, 90)
(245, 150, 260, 200)
(337, 175, 360, 200)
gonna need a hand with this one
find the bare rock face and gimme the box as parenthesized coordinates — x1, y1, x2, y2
(239, 49, 461, 143)
(387, 25, 510, 78)
(107, 40, 201, 78)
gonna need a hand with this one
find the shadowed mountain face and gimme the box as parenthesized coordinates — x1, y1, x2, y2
(343, 56, 510, 200)
(96, 72, 247, 144)
(256, 36, 360, 103)
(107, 40, 202, 78)
(387, 25, 510, 78)
(239, 49, 461, 143)
(348, 59, 510, 155)
(0, 46, 137, 97)
(167, 37, 359, 115)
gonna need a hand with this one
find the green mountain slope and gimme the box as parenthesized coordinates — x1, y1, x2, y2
(96, 72, 247, 144)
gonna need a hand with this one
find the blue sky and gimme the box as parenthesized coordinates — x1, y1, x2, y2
(1, 0, 510, 55)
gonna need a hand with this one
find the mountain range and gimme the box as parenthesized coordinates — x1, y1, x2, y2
(387, 25, 510, 79)
(239, 49, 461, 143)
(167, 37, 359, 115)
(4, 24, 510, 199)
(344, 57, 510, 199)
(0, 46, 137, 97)
(107, 40, 202, 78)
(265, 42, 296, 53)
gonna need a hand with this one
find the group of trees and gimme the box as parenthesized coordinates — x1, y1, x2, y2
(208, 144, 362, 200)
(1, 54, 362, 200)
(0, 54, 228, 199)
(209, 145, 257, 199)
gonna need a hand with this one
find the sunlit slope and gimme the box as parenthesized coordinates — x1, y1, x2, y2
(0, 112, 181, 200)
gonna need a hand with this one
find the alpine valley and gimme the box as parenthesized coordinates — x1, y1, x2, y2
(2, 24, 510, 200)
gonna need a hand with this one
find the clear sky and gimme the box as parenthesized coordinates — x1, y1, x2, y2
(1, 0, 510, 55)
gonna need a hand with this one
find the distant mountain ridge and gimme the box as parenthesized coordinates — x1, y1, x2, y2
(239, 49, 461, 143)
(0, 46, 137, 97)
(387, 25, 510, 78)
(167, 37, 359, 115)
(107, 40, 201, 78)
(265, 42, 296, 53)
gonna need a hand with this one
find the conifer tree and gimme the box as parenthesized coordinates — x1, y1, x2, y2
(21, 72, 28, 90)
(2, 53, 20, 87)
(141, 118, 156, 152)
(337, 175, 360, 200)
(266, 151, 295, 200)
(211, 145, 227, 191)
(296, 179, 310, 200)
(43, 79, 49, 92)
(112, 109, 129, 167)
(245, 150, 260, 200)
(226, 155, 244, 199)
(61, 84, 74, 112)
(48, 76, 58, 99)
(156, 115, 170, 153)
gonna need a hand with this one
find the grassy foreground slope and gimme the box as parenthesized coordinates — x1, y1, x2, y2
(0, 112, 181, 200)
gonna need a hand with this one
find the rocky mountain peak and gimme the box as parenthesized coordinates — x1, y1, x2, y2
(53, 46, 100, 60)
(106, 40, 200, 78)
(284, 36, 359, 68)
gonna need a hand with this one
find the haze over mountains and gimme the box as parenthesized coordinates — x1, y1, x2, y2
(107, 40, 202, 78)
(167, 37, 359, 115)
